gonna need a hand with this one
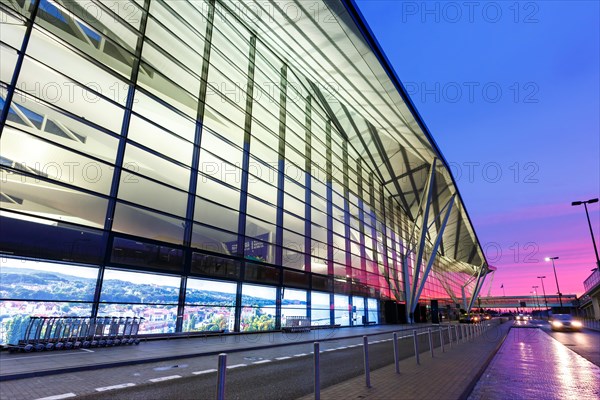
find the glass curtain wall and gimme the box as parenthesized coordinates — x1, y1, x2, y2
(0, 0, 473, 342)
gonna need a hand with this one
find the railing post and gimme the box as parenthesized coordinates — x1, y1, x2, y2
(439, 328, 445, 352)
(454, 325, 458, 345)
(448, 326, 452, 349)
(216, 353, 227, 400)
(393, 332, 400, 374)
(413, 329, 420, 365)
(428, 328, 434, 357)
(314, 342, 320, 400)
(363, 336, 371, 388)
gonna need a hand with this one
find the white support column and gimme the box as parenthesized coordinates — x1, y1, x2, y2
(411, 195, 456, 316)
(408, 159, 437, 317)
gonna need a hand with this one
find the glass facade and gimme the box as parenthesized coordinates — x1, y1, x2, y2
(0, 0, 486, 343)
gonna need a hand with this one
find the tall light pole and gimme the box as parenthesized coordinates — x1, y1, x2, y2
(537, 275, 548, 313)
(532, 286, 540, 312)
(572, 198, 599, 270)
(545, 257, 563, 309)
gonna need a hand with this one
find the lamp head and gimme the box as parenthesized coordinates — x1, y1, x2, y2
(589, 198, 599, 204)
(572, 201, 582, 206)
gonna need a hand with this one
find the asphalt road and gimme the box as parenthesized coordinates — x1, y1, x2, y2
(76, 335, 434, 400)
(543, 325, 600, 367)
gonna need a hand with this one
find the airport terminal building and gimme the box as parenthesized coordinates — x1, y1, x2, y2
(0, 0, 488, 344)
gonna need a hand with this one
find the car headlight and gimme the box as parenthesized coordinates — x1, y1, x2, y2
(572, 321, 582, 327)
(552, 321, 563, 327)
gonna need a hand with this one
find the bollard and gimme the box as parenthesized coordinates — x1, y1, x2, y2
(314, 342, 320, 400)
(393, 332, 400, 374)
(216, 353, 227, 400)
(439, 328, 445, 352)
(448, 326, 452, 349)
(413, 329, 420, 365)
(363, 336, 371, 388)
(427, 328, 434, 357)
(454, 325, 459, 345)
(461, 324, 466, 343)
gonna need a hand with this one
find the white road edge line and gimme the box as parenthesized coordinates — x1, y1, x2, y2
(193, 369, 217, 375)
(227, 364, 247, 369)
(96, 383, 136, 392)
(149, 375, 182, 382)
(324, 349, 336, 352)
(336, 346, 347, 350)
(275, 356, 292, 360)
(35, 394, 77, 400)
(293, 353, 307, 357)
(253, 359, 272, 364)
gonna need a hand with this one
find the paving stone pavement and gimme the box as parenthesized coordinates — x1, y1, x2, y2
(297, 321, 512, 400)
(468, 327, 600, 400)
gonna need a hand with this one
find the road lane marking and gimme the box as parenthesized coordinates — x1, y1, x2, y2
(227, 364, 247, 369)
(293, 353, 307, 357)
(149, 375, 181, 382)
(35, 394, 76, 400)
(253, 359, 272, 364)
(324, 348, 336, 352)
(336, 346, 347, 350)
(193, 369, 217, 375)
(275, 356, 291, 360)
(96, 383, 135, 392)
(80, 348, 94, 353)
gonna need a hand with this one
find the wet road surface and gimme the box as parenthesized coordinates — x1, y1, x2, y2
(469, 326, 600, 399)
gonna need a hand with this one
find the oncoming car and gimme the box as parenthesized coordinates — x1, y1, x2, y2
(550, 314, 582, 332)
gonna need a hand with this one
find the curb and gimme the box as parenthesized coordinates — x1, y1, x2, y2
(457, 322, 511, 400)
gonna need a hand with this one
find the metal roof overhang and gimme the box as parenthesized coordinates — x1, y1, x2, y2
(228, 0, 488, 273)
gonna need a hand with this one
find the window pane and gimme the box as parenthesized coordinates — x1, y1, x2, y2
(110, 237, 183, 273)
(117, 172, 187, 217)
(1, 128, 113, 195)
(97, 303, 177, 334)
(100, 268, 180, 304)
(240, 283, 276, 332)
(112, 202, 185, 244)
(190, 253, 240, 279)
(185, 278, 237, 306)
(0, 258, 97, 302)
(191, 223, 238, 256)
(1, 170, 109, 228)
(128, 115, 193, 167)
(123, 143, 191, 191)
(281, 288, 307, 324)
(16, 57, 125, 134)
(0, 301, 93, 345)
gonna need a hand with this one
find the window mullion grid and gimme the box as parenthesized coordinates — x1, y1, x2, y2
(274, 63, 287, 330)
(0, 0, 40, 137)
(234, 34, 257, 333)
(325, 120, 334, 324)
(177, 0, 217, 334)
(95, 0, 151, 319)
(342, 140, 352, 291)
(304, 95, 313, 321)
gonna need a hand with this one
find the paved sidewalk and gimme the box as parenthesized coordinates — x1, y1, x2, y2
(297, 321, 511, 400)
(468, 327, 600, 399)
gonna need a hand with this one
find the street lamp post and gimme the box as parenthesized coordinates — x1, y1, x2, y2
(572, 198, 600, 270)
(532, 286, 540, 312)
(545, 257, 563, 309)
(537, 276, 549, 316)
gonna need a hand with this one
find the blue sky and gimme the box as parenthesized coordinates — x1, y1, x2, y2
(355, 0, 600, 296)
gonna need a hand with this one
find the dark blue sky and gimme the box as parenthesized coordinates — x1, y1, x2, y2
(355, 0, 600, 296)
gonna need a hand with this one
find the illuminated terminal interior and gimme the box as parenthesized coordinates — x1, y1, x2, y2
(0, 0, 489, 344)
